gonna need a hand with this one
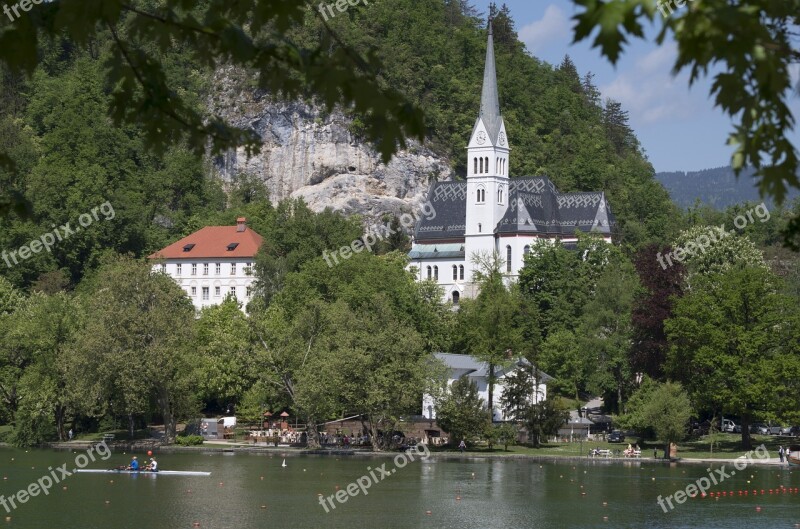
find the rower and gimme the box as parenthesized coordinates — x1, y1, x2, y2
(145, 457, 158, 472)
(126, 456, 139, 471)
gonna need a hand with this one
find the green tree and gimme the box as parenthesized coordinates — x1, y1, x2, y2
(619, 379, 693, 459)
(435, 376, 490, 446)
(665, 265, 799, 448)
(455, 252, 522, 419)
(72, 257, 197, 441)
(192, 298, 256, 411)
(524, 399, 570, 448)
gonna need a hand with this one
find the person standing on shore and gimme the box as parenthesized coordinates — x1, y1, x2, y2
(459, 439, 466, 453)
(779, 446, 784, 463)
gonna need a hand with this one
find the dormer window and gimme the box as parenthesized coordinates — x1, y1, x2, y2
(227, 242, 239, 251)
(183, 243, 195, 252)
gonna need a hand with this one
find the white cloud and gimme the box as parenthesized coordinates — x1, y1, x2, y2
(518, 5, 571, 55)
(601, 43, 701, 125)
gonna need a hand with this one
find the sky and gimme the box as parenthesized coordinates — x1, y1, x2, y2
(472, 0, 800, 174)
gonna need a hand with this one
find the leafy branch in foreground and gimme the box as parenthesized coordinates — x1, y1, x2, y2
(0, 0, 425, 162)
(571, 0, 800, 247)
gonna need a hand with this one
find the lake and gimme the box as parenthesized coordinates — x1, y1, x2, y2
(0, 447, 797, 528)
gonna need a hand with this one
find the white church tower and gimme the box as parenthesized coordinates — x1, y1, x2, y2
(464, 21, 510, 276)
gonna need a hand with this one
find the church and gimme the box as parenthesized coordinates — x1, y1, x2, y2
(408, 23, 615, 304)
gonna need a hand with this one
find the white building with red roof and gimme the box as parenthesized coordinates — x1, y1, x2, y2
(148, 217, 263, 311)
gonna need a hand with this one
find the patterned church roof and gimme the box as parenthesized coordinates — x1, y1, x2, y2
(414, 176, 615, 241)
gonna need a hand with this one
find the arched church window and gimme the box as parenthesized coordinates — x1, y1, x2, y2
(478, 223, 482, 233)
(433, 266, 439, 280)
(524, 245, 531, 255)
(484, 157, 489, 173)
(459, 265, 464, 280)
(426, 266, 432, 280)
(452, 265, 458, 281)
(474, 157, 478, 175)
(479, 158, 483, 173)
(506, 245, 512, 273)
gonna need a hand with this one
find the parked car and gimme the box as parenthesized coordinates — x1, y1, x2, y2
(768, 425, 784, 435)
(780, 426, 794, 436)
(750, 423, 770, 435)
(608, 431, 625, 443)
(788, 426, 800, 437)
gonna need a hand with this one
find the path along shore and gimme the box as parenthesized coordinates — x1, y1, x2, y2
(26, 441, 795, 469)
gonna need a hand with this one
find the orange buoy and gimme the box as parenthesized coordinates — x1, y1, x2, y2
(147, 450, 153, 456)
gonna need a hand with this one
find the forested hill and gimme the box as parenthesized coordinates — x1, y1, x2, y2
(657, 166, 800, 210)
(0, 0, 679, 290)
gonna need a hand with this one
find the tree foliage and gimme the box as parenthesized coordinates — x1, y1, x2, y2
(435, 376, 490, 445)
(571, 0, 800, 247)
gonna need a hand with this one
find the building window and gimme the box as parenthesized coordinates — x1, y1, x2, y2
(231, 263, 236, 275)
(498, 187, 503, 204)
(433, 266, 439, 280)
(203, 263, 209, 275)
(176, 263, 182, 275)
(160, 264, 166, 273)
(452, 291, 460, 305)
(485, 157, 489, 173)
(230, 286, 236, 298)
(452, 265, 458, 281)
(524, 245, 531, 256)
(426, 266, 432, 280)
(215, 263, 221, 275)
(474, 157, 478, 175)
(477, 187, 485, 203)
(479, 157, 483, 173)
(506, 245, 512, 273)
(459, 265, 464, 280)
(191, 263, 197, 276)
(202, 287, 209, 301)
(215, 286, 221, 297)
(478, 223, 482, 233)
(245, 262, 252, 275)
(246, 286, 252, 298)
(191, 287, 197, 297)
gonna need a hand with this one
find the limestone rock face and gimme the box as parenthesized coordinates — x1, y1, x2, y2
(210, 68, 453, 223)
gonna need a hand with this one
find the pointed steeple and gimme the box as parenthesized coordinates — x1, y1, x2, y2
(478, 19, 503, 144)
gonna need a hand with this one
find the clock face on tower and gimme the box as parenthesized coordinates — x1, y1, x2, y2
(476, 131, 487, 145)
(499, 132, 506, 146)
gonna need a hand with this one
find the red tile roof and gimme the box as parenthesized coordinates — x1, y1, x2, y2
(148, 223, 263, 260)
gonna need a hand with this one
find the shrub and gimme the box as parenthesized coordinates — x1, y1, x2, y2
(174, 435, 204, 446)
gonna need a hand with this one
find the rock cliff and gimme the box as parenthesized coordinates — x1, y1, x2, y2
(210, 67, 453, 222)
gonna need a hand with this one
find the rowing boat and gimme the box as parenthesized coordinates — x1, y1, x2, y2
(75, 469, 211, 476)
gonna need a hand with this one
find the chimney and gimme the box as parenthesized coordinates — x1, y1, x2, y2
(236, 217, 247, 233)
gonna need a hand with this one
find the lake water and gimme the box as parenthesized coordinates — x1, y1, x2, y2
(0, 447, 797, 528)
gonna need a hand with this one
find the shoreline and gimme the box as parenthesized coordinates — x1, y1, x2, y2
(24, 441, 792, 468)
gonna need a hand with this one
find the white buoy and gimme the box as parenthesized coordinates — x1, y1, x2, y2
(282, 459, 287, 468)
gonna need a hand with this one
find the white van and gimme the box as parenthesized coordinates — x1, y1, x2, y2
(722, 419, 741, 433)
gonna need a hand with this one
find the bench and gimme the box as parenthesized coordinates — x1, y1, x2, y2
(590, 449, 611, 458)
(102, 434, 115, 442)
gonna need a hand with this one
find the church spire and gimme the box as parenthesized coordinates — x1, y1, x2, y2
(479, 19, 502, 144)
